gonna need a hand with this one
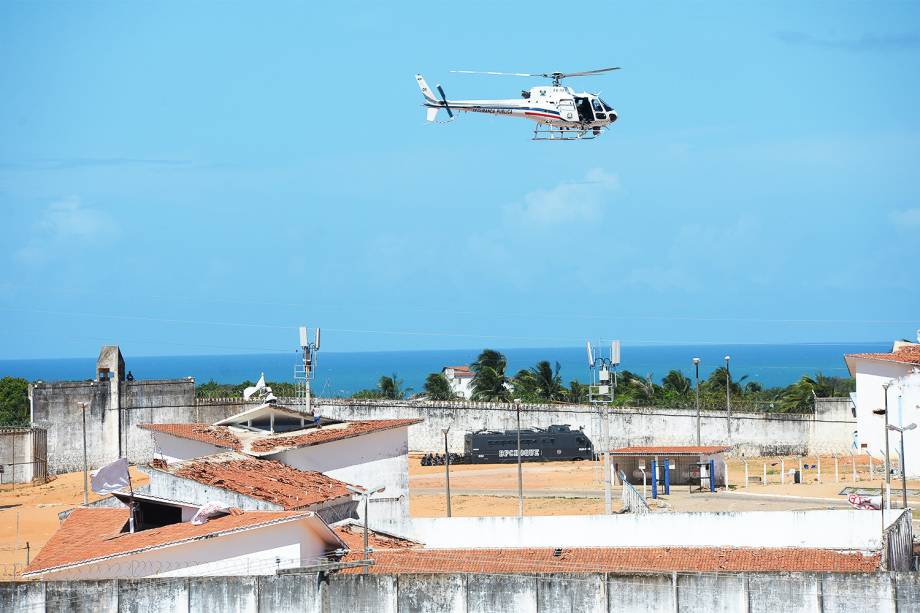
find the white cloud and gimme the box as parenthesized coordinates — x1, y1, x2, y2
(504, 169, 619, 226)
(890, 208, 920, 229)
(15, 198, 118, 265)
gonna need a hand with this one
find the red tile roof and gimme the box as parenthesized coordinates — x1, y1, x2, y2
(24, 507, 313, 576)
(139, 419, 421, 456)
(138, 423, 242, 451)
(333, 523, 420, 552)
(247, 419, 421, 454)
(846, 345, 920, 367)
(339, 546, 880, 574)
(160, 454, 356, 510)
(608, 446, 732, 456)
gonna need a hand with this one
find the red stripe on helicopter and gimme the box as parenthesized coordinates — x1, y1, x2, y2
(525, 111, 562, 119)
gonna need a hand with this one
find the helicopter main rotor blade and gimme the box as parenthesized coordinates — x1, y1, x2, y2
(554, 67, 621, 79)
(450, 70, 540, 77)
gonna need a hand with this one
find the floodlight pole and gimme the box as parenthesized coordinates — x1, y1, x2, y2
(516, 402, 523, 517)
(724, 356, 731, 443)
(693, 358, 701, 446)
(888, 423, 915, 510)
(442, 427, 452, 517)
(79, 402, 88, 506)
(882, 382, 892, 484)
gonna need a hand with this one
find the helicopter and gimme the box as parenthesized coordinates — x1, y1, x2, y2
(415, 67, 620, 141)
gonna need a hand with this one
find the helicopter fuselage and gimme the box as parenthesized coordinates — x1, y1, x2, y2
(418, 77, 617, 132)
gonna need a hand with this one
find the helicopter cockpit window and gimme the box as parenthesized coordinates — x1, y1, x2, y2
(591, 98, 606, 120)
(600, 98, 613, 112)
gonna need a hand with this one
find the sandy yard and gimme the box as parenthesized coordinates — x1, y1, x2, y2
(0, 468, 148, 579)
(409, 453, 920, 517)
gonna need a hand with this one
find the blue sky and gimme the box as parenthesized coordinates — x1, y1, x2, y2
(1, 1, 918, 360)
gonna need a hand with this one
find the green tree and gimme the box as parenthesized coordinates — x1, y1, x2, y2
(378, 373, 408, 400)
(661, 370, 692, 395)
(471, 349, 510, 402)
(568, 380, 588, 403)
(0, 377, 29, 426)
(511, 368, 539, 402)
(424, 373, 454, 401)
(531, 361, 566, 402)
(704, 366, 747, 395)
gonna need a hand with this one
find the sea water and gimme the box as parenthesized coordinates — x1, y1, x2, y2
(0, 342, 886, 396)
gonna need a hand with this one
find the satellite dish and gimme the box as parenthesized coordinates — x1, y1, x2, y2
(299, 326, 308, 348)
(586, 341, 595, 368)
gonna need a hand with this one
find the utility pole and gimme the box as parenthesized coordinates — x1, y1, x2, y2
(297, 326, 320, 413)
(882, 382, 892, 484)
(888, 423, 916, 510)
(724, 355, 731, 443)
(693, 358, 701, 446)
(442, 427, 452, 517)
(79, 402, 88, 505)
(516, 402, 523, 517)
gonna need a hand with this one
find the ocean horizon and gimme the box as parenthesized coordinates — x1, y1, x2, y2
(0, 342, 887, 396)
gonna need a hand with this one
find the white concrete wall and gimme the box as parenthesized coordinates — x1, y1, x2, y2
(272, 427, 410, 530)
(34, 519, 329, 580)
(390, 510, 897, 551)
(851, 359, 920, 476)
(150, 432, 228, 464)
(313, 398, 856, 457)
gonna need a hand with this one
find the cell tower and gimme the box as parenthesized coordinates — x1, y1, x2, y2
(295, 326, 321, 413)
(587, 339, 620, 514)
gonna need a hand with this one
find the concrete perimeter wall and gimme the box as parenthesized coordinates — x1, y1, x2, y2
(3, 571, 919, 612)
(390, 509, 905, 554)
(312, 397, 855, 457)
(29, 379, 855, 474)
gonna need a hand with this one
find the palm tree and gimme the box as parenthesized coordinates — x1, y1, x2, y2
(568, 380, 588, 403)
(661, 370, 692, 395)
(471, 349, 510, 402)
(424, 373, 454, 401)
(705, 366, 747, 395)
(511, 368, 538, 401)
(378, 373, 408, 400)
(531, 360, 566, 401)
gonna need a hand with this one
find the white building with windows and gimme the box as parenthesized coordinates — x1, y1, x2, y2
(441, 365, 474, 399)
(845, 338, 920, 477)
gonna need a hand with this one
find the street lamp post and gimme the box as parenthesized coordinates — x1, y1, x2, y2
(442, 426, 452, 517)
(693, 358, 701, 446)
(346, 484, 386, 574)
(724, 356, 731, 443)
(516, 401, 523, 517)
(887, 423, 916, 510)
(79, 402, 88, 505)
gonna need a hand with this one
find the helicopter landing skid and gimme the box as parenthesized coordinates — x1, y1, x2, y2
(532, 125, 602, 141)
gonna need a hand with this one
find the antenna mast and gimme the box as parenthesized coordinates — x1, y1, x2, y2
(587, 339, 620, 515)
(295, 326, 321, 413)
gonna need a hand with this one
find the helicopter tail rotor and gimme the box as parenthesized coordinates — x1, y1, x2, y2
(435, 84, 454, 119)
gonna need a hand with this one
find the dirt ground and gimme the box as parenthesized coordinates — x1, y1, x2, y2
(409, 453, 920, 517)
(0, 468, 148, 579)
(3, 454, 916, 579)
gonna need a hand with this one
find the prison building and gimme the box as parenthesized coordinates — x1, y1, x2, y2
(139, 404, 421, 528)
(609, 445, 731, 488)
(142, 452, 360, 524)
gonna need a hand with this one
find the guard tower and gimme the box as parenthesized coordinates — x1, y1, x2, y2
(96, 346, 125, 382)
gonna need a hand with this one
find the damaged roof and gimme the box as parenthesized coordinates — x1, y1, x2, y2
(23, 507, 339, 577)
(150, 452, 357, 510)
(139, 418, 421, 456)
(332, 521, 420, 552)
(339, 546, 881, 574)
